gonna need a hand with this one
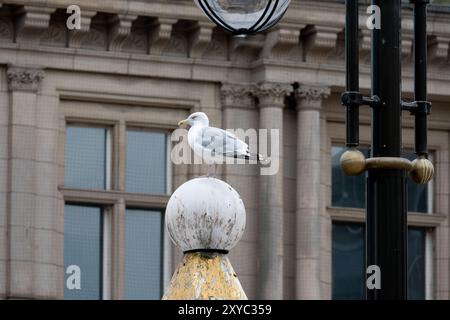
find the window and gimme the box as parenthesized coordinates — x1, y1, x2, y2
(63, 122, 170, 300)
(124, 208, 163, 300)
(332, 222, 427, 300)
(332, 146, 430, 213)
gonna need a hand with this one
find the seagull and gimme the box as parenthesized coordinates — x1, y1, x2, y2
(177, 112, 269, 175)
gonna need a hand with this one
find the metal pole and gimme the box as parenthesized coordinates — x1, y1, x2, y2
(367, 0, 407, 300)
(412, 0, 429, 156)
(345, 0, 359, 147)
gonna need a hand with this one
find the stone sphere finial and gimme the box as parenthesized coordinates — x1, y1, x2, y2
(166, 177, 246, 252)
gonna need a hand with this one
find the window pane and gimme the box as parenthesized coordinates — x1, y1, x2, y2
(332, 223, 427, 299)
(408, 228, 426, 300)
(64, 204, 102, 300)
(126, 130, 166, 194)
(331, 146, 368, 208)
(65, 126, 107, 189)
(331, 146, 429, 213)
(332, 223, 365, 299)
(124, 208, 162, 300)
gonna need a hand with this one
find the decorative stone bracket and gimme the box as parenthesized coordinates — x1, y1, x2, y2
(149, 18, 177, 55)
(301, 25, 341, 62)
(188, 21, 214, 59)
(15, 6, 55, 44)
(108, 14, 138, 51)
(262, 24, 303, 60)
(68, 10, 97, 48)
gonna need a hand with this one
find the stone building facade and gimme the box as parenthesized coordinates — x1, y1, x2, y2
(0, 0, 449, 299)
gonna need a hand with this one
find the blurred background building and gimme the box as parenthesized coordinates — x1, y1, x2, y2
(0, 0, 449, 299)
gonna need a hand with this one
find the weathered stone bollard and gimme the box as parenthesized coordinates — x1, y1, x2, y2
(162, 177, 247, 300)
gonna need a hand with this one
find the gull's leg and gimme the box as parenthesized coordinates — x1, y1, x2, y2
(206, 163, 217, 177)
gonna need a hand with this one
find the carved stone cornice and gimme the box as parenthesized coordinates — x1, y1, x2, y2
(15, 6, 55, 44)
(7, 66, 45, 92)
(254, 82, 292, 109)
(149, 18, 178, 55)
(231, 34, 265, 62)
(262, 24, 302, 60)
(108, 14, 138, 51)
(68, 10, 97, 48)
(301, 25, 341, 62)
(189, 21, 214, 59)
(220, 83, 255, 109)
(428, 35, 450, 65)
(295, 84, 331, 111)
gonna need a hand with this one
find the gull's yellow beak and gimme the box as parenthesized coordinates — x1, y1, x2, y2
(178, 119, 188, 128)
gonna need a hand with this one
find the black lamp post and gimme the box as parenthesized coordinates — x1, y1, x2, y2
(194, 0, 434, 300)
(340, 0, 433, 300)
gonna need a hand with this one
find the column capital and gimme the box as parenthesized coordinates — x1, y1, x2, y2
(294, 83, 330, 111)
(7, 65, 45, 92)
(254, 82, 292, 109)
(220, 83, 255, 109)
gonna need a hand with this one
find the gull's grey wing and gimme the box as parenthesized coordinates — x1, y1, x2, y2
(196, 126, 249, 155)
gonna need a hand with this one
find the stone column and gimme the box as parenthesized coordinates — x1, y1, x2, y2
(294, 84, 330, 299)
(220, 83, 258, 298)
(254, 82, 291, 300)
(6, 65, 62, 299)
(6, 66, 44, 298)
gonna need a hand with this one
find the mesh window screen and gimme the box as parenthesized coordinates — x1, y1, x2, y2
(64, 204, 102, 300)
(408, 228, 426, 300)
(332, 223, 365, 300)
(126, 129, 167, 195)
(124, 208, 162, 300)
(64, 125, 107, 190)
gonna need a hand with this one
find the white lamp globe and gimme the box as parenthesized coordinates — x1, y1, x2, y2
(194, 0, 291, 35)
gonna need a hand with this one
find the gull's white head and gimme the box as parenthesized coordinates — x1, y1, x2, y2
(178, 112, 209, 128)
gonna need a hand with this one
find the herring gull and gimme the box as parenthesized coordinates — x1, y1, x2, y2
(177, 112, 268, 171)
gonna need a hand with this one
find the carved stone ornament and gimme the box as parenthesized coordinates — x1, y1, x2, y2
(7, 66, 45, 92)
(220, 83, 255, 109)
(255, 82, 292, 108)
(295, 84, 331, 110)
